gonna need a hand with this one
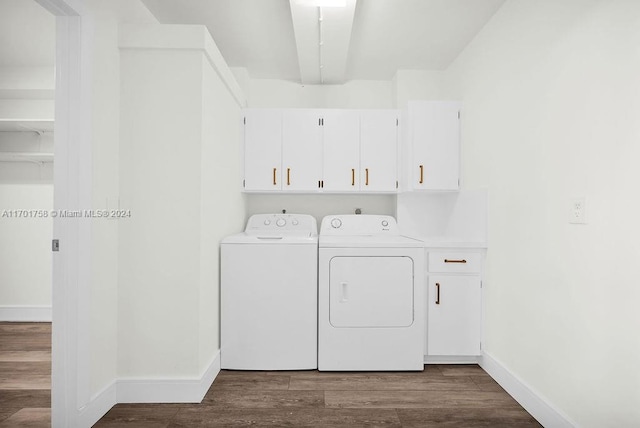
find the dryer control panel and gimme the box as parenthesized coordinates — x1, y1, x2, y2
(320, 215, 398, 236)
(245, 214, 317, 236)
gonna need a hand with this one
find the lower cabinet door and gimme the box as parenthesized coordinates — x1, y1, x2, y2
(427, 275, 481, 356)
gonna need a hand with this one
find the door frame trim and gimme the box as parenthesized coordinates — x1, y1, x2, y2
(34, 1, 92, 426)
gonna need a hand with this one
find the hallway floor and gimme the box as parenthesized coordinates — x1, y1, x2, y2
(97, 367, 541, 427)
(0, 322, 540, 427)
(0, 322, 51, 427)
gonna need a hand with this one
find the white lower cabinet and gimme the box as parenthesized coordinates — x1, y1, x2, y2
(427, 275, 481, 356)
(426, 251, 482, 357)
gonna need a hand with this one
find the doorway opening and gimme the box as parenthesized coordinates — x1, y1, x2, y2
(0, 0, 56, 425)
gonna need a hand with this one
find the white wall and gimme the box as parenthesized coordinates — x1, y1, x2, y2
(235, 73, 397, 223)
(199, 58, 246, 369)
(118, 24, 246, 381)
(0, 184, 53, 307)
(246, 194, 395, 227)
(394, 69, 446, 107)
(443, 1, 640, 425)
(119, 46, 202, 378)
(239, 74, 395, 109)
(86, 7, 142, 396)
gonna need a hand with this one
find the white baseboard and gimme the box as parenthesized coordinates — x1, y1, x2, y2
(117, 350, 221, 403)
(480, 352, 577, 428)
(0, 305, 52, 322)
(73, 351, 221, 425)
(424, 355, 481, 364)
(77, 381, 117, 428)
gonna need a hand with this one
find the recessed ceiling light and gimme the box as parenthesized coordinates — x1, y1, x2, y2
(294, 0, 347, 7)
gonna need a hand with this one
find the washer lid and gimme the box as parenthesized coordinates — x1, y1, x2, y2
(222, 213, 318, 244)
(319, 234, 424, 248)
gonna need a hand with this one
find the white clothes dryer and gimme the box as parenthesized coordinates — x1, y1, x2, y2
(221, 214, 318, 370)
(318, 215, 425, 371)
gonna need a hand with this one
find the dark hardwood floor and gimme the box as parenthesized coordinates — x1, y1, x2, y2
(97, 367, 540, 427)
(0, 322, 541, 427)
(0, 322, 51, 427)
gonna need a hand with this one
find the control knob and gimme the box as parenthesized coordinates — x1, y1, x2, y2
(276, 218, 286, 227)
(331, 218, 342, 229)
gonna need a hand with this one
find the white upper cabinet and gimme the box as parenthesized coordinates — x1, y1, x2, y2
(282, 110, 323, 191)
(360, 110, 398, 192)
(322, 110, 397, 193)
(243, 109, 282, 191)
(409, 101, 460, 190)
(322, 110, 360, 192)
(242, 108, 401, 193)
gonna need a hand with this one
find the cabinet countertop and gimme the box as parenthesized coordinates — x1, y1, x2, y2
(405, 237, 487, 249)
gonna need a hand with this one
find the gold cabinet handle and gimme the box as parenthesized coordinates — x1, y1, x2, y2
(351, 169, 355, 186)
(365, 168, 369, 186)
(273, 168, 277, 185)
(287, 168, 291, 186)
(444, 259, 467, 264)
(436, 282, 440, 305)
(419, 165, 424, 184)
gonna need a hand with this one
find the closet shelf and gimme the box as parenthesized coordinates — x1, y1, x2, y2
(0, 152, 54, 163)
(0, 119, 54, 134)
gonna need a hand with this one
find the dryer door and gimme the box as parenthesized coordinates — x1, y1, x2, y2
(329, 256, 414, 327)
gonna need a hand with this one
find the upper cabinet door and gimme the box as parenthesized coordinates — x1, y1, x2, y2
(244, 109, 282, 191)
(282, 110, 323, 191)
(410, 101, 460, 190)
(360, 110, 398, 192)
(322, 110, 360, 192)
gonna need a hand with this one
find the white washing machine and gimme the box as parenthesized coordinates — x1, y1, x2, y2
(319, 215, 425, 371)
(221, 213, 318, 370)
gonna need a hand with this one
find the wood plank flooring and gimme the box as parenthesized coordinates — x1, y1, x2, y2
(0, 322, 541, 427)
(98, 366, 541, 427)
(0, 322, 51, 427)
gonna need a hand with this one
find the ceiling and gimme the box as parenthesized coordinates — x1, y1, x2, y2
(141, 0, 506, 84)
(0, 0, 55, 67)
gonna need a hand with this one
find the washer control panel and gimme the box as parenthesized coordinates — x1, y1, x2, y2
(320, 215, 398, 235)
(246, 214, 317, 236)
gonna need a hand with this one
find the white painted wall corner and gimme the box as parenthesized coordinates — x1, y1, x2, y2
(480, 352, 578, 428)
(77, 381, 117, 428)
(116, 350, 220, 404)
(77, 351, 220, 425)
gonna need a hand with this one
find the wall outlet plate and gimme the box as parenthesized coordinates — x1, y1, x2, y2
(569, 197, 586, 224)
